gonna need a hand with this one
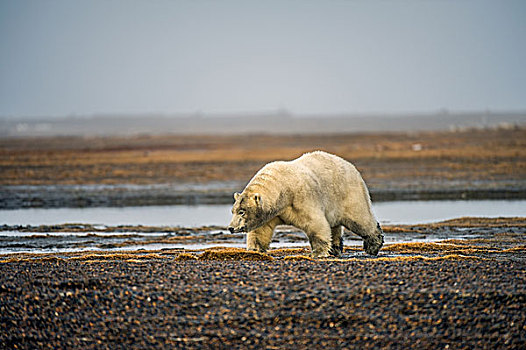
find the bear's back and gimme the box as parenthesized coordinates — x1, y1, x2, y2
(250, 151, 363, 193)
(294, 150, 358, 177)
(295, 151, 371, 213)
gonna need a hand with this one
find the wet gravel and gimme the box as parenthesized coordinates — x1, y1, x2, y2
(1, 259, 525, 349)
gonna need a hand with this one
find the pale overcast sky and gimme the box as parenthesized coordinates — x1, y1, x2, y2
(1, 0, 525, 117)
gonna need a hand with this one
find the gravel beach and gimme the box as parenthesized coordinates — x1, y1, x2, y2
(1, 258, 525, 349)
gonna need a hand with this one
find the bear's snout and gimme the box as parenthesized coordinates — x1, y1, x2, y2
(227, 225, 246, 233)
(228, 214, 246, 233)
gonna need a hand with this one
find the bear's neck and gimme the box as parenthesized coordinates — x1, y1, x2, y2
(247, 177, 291, 218)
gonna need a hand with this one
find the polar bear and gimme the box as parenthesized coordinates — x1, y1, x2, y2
(228, 151, 384, 257)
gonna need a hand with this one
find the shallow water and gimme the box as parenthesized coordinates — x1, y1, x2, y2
(0, 231, 468, 255)
(0, 204, 228, 227)
(0, 200, 524, 227)
(0, 200, 523, 255)
(374, 199, 525, 224)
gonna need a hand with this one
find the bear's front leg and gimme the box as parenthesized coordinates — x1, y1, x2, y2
(246, 216, 282, 253)
(246, 230, 267, 252)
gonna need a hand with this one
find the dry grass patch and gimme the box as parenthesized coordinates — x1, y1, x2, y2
(502, 246, 526, 253)
(382, 226, 423, 234)
(2, 128, 524, 185)
(199, 248, 274, 261)
(283, 255, 314, 261)
(174, 253, 199, 261)
(382, 242, 498, 254)
(268, 247, 310, 257)
(429, 217, 526, 228)
(0, 256, 66, 263)
(343, 246, 362, 252)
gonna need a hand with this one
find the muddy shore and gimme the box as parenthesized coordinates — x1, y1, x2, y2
(1, 217, 525, 349)
(1, 217, 525, 257)
(2, 181, 524, 209)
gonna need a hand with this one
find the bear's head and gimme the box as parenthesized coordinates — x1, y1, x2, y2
(363, 223, 384, 256)
(228, 192, 266, 233)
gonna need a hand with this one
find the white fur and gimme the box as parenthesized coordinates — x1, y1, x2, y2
(228, 151, 383, 257)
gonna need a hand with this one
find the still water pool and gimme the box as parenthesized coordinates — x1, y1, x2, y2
(0, 200, 524, 227)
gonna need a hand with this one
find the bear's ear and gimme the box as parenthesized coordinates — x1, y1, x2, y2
(253, 193, 262, 207)
(234, 192, 241, 201)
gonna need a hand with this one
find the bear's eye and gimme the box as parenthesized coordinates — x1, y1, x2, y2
(238, 209, 246, 216)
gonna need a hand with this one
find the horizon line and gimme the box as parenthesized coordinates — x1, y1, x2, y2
(2, 108, 526, 120)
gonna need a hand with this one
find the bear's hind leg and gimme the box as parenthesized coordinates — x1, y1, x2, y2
(329, 226, 343, 257)
(342, 218, 383, 256)
(303, 220, 332, 258)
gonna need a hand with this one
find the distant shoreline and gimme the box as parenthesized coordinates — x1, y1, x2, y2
(1, 111, 525, 137)
(1, 128, 524, 209)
